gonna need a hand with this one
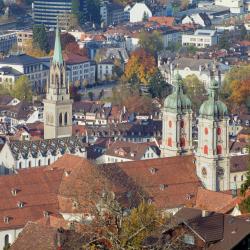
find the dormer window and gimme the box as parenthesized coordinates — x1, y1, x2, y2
(159, 184, 167, 190)
(149, 167, 157, 174)
(11, 188, 18, 196)
(17, 201, 24, 208)
(3, 216, 9, 224)
(43, 210, 49, 217)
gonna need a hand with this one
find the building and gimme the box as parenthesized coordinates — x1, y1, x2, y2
(182, 29, 218, 48)
(96, 140, 160, 163)
(0, 54, 49, 95)
(128, 3, 152, 23)
(215, 0, 244, 13)
(0, 136, 86, 173)
(43, 25, 73, 140)
(16, 30, 33, 51)
(161, 73, 193, 157)
(0, 66, 22, 85)
(97, 59, 115, 81)
(33, 0, 77, 29)
(195, 76, 230, 192)
(0, 32, 17, 54)
(181, 13, 212, 27)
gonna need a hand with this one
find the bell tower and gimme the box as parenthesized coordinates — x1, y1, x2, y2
(195, 74, 230, 191)
(43, 23, 73, 139)
(161, 73, 193, 157)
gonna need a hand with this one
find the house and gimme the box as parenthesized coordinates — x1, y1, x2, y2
(0, 32, 17, 54)
(96, 140, 160, 164)
(128, 3, 152, 23)
(182, 29, 218, 48)
(160, 207, 250, 250)
(0, 136, 87, 174)
(0, 54, 49, 95)
(159, 57, 230, 88)
(0, 66, 22, 85)
(215, 0, 244, 13)
(181, 13, 212, 27)
(97, 59, 115, 81)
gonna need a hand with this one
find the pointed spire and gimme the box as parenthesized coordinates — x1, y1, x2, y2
(53, 20, 63, 65)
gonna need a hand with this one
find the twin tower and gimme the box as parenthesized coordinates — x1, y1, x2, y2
(161, 72, 230, 192)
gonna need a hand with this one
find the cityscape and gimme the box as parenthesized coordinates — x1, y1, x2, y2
(0, 0, 250, 249)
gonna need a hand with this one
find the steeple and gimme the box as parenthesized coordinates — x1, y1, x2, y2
(53, 21, 63, 66)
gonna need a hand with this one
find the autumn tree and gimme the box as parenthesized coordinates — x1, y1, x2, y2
(124, 49, 157, 86)
(11, 76, 32, 101)
(24, 40, 48, 57)
(183, 74, 207, 111)
(222, 65, 250, 111)
(64, 42, 88, 57)
(138, 30, 163, 55)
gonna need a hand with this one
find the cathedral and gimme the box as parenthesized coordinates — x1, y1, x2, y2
(43, 24, 73, 140)
(161, 68, 231, 192)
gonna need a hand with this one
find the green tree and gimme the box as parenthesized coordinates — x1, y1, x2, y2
(138, 30, 163, 55)
(0, 84, 10, 96)
(148, 70, 171, 99)
(72, 0, 86, 26)
(32, 24, 50, 54)
(88, 91, 94, 101)
(240, 153, 250, 195)
(240, 25, 247, 40)
(240, 196, 250, 213)
(183, 74, 207, 111)
(219, 32, 230, 50)
(11, 76, 32, 101)
(87, 0, 101, 24)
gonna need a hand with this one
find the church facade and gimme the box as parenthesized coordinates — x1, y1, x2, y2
(43, 24, 73, 140)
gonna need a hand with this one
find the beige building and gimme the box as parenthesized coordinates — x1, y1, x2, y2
(43, 25, 73, 140)
(16, 30, 33, 51)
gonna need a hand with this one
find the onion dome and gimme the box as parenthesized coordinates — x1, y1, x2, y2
(199, 79, 228, 119)
(164, 73, 192, 113)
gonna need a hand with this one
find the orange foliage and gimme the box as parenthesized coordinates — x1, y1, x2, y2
(64, 42, 88, 57)
(230, 79, 250, 105)
(124, 49, 157, 85)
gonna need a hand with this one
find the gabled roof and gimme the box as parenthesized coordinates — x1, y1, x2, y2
(0, 54, 42, 65)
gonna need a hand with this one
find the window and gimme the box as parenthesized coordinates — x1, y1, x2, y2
(204, 145, 208, 154)
(217, 145, 222, 154)
(241, 175, 244, 181)
(59, 113, 62, 126)
(19, 162, 22, 169)
(167, 137, 172, 147)
(204, 127, 208, 135)
(48, 159, 50, 165)
(183, 234, 194, 245)
(28, 161, 31, 168)
(38, 160, 41, 166)
(180, 120, 184, 128)
(64, 112, 68, 125)
(234, 176, 237, 182)
(4, 235, 9, 247)
(180, 138, 185, 147)
(217, 127, 221, 135)
(168, 120, 172, 128)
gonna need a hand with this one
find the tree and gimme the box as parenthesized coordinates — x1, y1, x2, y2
(11, 76, 32, 101)
(61, 33, 76, 50)
(86, 0, 101, 24)
(69, 84, 81, 101)
(64, 42, 88, 57)
(138, 30, 163, 55)
(23, 40, 48, 57)
(148, 70, 171, 99)
(0, 84, 10, 96)
(240, 154, 250, 195)
(222, 65, 250, 111)
(183, 74, 207, 111)
(0, 0, 4, 15)
(240, 25, 247, 40)
(218, 32, 230, 50)
(71, 0, 86, 26)
(88, 91, 94, 101)
(240, 196, 250, 213)
(124, 49, 157, 86)
(32, 24, 50, 54)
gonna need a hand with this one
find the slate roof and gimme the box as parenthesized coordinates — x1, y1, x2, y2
(0, 95, 13, 105)
(230, 154, 249, 173)
(0, 54, 43, 65)
(104, 140, 160, 160)
(0, 66, 22, 76)
(8, 136, 86, 160)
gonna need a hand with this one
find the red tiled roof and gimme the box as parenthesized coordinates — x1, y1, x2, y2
(63, 52, 89, 64)
(148, 16, 175, 27)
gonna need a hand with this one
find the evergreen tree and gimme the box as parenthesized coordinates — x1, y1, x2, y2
(32, 24, 50, 54)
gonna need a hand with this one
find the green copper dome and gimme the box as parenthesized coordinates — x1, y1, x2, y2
(164, 73, 192, 113)
(199, 79, 228, 119)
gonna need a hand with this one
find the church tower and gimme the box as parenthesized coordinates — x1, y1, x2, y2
(195, 76, 230, 191)
(43, 24, 73, 139)
(161, 73, 193, 157)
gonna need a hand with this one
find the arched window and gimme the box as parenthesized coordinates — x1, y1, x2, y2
(180, 138, 185, 147)
(38, 160, 41, 166)
(234, 176, 237, 182)
(217, 145, 222, 154)
(241, 175, 244, 181)
(59, 113, 62, 126)
(180, 120, 184, 128)
(28, 161, 31, 168)
(204, 145, 208, 155)
(217, 127, 221, 135)
(168, 120, 172, 128)
(64, 112, 68, 125)
(48, 159, 50, 165)
(4, 234, 9, 247)
(60, 73, 64, 87)
(167, 137, 172, 147)
(204, 127, 208, 135)
(19, 162, 22, 169)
